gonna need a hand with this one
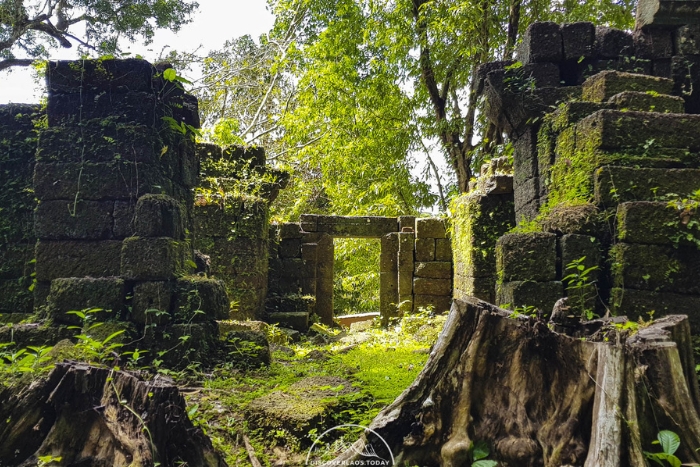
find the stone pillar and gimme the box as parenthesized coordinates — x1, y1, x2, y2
(413, 218, 453, 314)
(397, 231, 415, 314)
(315, 234, 335, 326)
(380, 233, 399, 324)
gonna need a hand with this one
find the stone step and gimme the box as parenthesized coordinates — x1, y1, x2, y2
(267, 311, 309, 332)
(594, 166, 700, 205)
(581, 70, 673, 102)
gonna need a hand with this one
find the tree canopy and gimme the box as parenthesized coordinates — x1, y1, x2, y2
(0, 0, 198, 72)
(190, 0, 635, 213)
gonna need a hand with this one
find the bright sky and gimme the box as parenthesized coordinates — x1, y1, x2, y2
(0, 0, 275, 104)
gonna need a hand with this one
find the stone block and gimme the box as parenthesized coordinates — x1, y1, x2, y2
(47, 92, 157, 126)
(415, 218, 447, 239)
(36, 122, 162, 164)
(595, 27, 633, 58)
(482, 175, 515, 195)
(518, 22, 563, 63)
(113, 201, 135, 238)
(195, 143, 223, 163)
(0, 244, 34, 280)
(300, 243, 318, 265)
(300, 215, 398, 238)
(607, 91, 684, 113)
(414, 238, 435, 262)
(653, 58, 673, 78)
(193, 200, 269, 239)
(636, 0, 700, 28)
(228, 287, 266, 320)
(548, 102, 609, 133)
(0, 279, 34, 314)
(278, 223, 304, 239)
(34, 162, 170, 201)
(121, 237, 187, 280)
(47, 277, 125, 325)
(398, 295, 413, 314)
(0, 323, 73, 348)
(414, 262, 452, 279)
(35, 200, 114, 240)
(267, 312, 309, 332)
(577, 109, 700, 149)
(413, 277, 451, 296)
(633, 28, 673, 59)
(35, 240, 122, 281)
(616, 201, 681, 244)
(581, 71, 673, 103)
(413, 295, 452, 314)
(380, 233, 399, 272)
(610, 288, 700, 331)
(451, 192, 515, 278)
(514, 126, 539, 185)
(675, 24, 700, 55)
(560, 234, 601, 283)
(131, 281, 173, 325)
(144, 321, 219, 369)
(611, 242, 700, 294)
(595, 167, 700, 205)
(496, 232, 557, 282)
(173, 277, 230, 322)
(516, 198, 541, 224)
(280, 238, 302, 258)
(514, 177, 539, 216)
(520, 62, 561, 88)
(435, 238, 453, 262)
(133, 194, 184, 239)
(562, 22, 596, 61)
(496, 281, 563, 312)
(454, 275, 495, 303)
(47, 59, 155, 94)
(398, 232, 415, 298)
(398, 216, 415, 232)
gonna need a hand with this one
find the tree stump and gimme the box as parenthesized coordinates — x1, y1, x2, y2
(327, 297, 700, 467)
(0, 362, 226, 467)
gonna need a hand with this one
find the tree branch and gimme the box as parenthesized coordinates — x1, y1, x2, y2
(0, 58, 35, 72)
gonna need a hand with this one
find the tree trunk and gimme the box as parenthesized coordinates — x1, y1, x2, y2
(0, 362, 226, 467)
(324, 297, 700, 467)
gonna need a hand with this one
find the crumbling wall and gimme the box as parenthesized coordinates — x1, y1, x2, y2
(480, 17, 700, 327)
(451, 158, 515, 304)
(3, 59, 231, 366)
(193, 144, 287, 320)
(0, 104, 42, 318)
(267, 215, 454, 329)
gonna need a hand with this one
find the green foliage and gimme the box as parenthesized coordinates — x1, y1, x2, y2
(67, 308, 126, 363)
(469, 440, 498, 467)
(644, 430, 684, 467)
(663, 189, 700, 249)
(0, 0, 198, 69)
(563, 256, 599, 320)
(334, 239, 380, 315)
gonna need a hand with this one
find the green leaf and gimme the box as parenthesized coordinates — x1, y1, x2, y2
(101, 330, 125, 345)
(163, 68, 177, 82)
(659, 430, 681, 455)
(472, 461, 498, 467)
(473, 440, 490, 461)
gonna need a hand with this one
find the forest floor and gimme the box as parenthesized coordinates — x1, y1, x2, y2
(165, 312, 446, 466)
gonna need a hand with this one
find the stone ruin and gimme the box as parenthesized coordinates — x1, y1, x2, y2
(267, 215, 454, 331)
(452, 5, 700, 329)
(0, 58, 454, 364)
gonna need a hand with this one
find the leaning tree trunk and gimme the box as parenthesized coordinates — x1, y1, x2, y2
(327, 297, 700, 467)
(0, 362, 226, 467)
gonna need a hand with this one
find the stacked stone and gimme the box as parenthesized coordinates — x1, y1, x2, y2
(485, 43, 700, 321)
(0, 104, 42, 318)
(31, 59, 229, 365)
(266, 222, 327, 331)
(193, 144, 289, 320)
(452, 158, 515, 304)
(411, 218, 453, 314)
(482, 19, 687, 222)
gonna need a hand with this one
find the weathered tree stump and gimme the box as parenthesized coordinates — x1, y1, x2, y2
(328, 297, 700, 466)
(0, 362, 226, 467)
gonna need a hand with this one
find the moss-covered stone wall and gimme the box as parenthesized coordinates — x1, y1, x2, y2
(0, 104, 42, 318)
(479, 21, 700, 328)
